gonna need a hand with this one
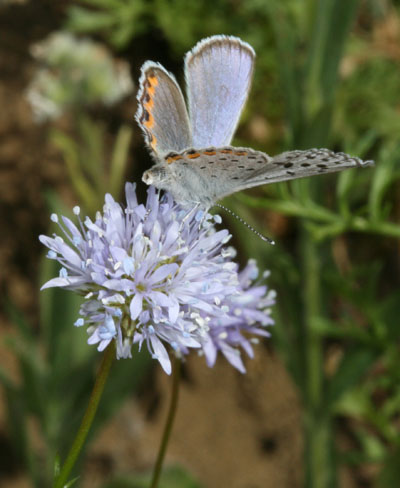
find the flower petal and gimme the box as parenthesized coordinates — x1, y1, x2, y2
(149, 335, 171, 374)
(149, 291, 171, 307)
(148, 263, 178, 285)
(168, 298, 180, 323)
(40, 276, 85, 290)
(129, 293, 142, 320)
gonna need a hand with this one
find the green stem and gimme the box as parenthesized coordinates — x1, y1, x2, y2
(301, 228, 336, 488)
(150, 356, 181, 488)
(54, 342, 115, 488)
(302, 227, 323, 408)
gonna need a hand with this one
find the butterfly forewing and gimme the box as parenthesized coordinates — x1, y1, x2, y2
(136, 62, 192, 157)
(184, 36, 255, 148)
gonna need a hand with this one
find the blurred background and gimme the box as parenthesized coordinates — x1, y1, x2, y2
(1, 0, 400, 487)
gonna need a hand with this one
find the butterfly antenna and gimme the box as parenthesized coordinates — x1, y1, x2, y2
(214, 204, 275, 245)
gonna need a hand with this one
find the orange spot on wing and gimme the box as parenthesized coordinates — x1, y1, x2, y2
(144, 97, 154, 111)
(235, 151, 247, 156)
(148, 73, 158, 85)
(140, 73, 160, 152)
(220, 149, 233, 154)
(140, 76, 158, 131)
(166, 155, 183, 164)
(203, 150, 216, 156)
(146, 74, 159, 96)
(144, 112, 154, 129)
(187, 153, 200, 159)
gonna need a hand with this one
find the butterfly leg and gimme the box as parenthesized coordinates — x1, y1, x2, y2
(178, 203, 201, 242)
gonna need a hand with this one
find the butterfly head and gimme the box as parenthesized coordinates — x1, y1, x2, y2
(142, 164, 172, 190)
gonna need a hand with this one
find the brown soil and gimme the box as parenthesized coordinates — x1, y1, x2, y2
(86, 352, 303, 488)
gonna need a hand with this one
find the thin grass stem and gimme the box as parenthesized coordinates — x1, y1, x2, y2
(150, 356, 181, 488)
(54, 341, 115, 488)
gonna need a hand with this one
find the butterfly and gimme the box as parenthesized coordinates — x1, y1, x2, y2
(136, 35, 373, 210)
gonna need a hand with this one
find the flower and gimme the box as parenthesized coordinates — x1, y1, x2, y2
(203, 260, 276, 373)
(39, 184, 274, 374)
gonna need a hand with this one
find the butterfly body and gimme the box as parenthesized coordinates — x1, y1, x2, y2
(143, 146, 271, 207)
(136, 35, 373, 209)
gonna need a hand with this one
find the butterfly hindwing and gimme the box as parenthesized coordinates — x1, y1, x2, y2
(164, 147, 373, 203)
(136, 62, 192, 158)
(162, 146, 270, 204)
(184, 36, 255, 148)
(248, 148, 374, 186)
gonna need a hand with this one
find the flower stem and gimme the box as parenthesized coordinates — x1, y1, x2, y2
(54, 342, 115, 488)
(150, 356, 181, 488)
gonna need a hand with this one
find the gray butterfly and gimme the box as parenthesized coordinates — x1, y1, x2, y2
(136, 35, 373, 209)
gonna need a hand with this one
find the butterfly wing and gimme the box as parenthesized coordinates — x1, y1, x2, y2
(184, 35, 255, 148)
(162, 147, 373, 205)
(245, 148, 374, 187)
(136, 61, 192, 158)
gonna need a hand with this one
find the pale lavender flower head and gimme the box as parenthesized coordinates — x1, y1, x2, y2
(39, 184, 274, 374)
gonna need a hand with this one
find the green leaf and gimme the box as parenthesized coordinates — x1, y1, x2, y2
(64, 475, 81, 488)
(368, 143, 399, 222)
(336, 169, 356, 218)
(323, 347, 377, 410)
(109, 125, 132, 200)
(39, 253, 86, 370)
(304, 0, 360, 145)
(66, 7, 116, 33)
(264, 2, 303, 145)
(54, 454, 61, 478)
(378, 445, 400, 488)
(49, 129, 98, 212)
(77, 115, 106, 193)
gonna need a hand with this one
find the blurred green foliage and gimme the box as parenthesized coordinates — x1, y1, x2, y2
(27, 32, 134, 122)
(50, 117, 133, 214)
(2, 0, 400, 487)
